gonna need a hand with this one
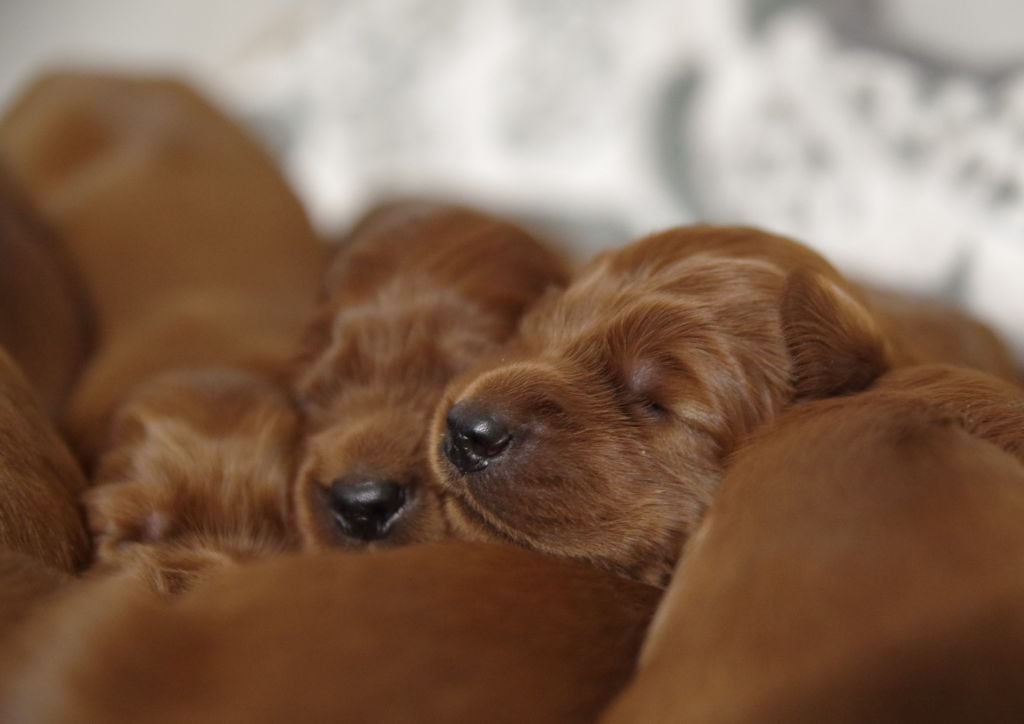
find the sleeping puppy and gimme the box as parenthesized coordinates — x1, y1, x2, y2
(0, 167, 90, 610)
(82, 369, 299, 595)
(603, 365, 1024, 723)
(292, 203, 570, 549)
(1, 543, 659, 724)
(0, 72, 324, 589)
(0, 72, 324, 466)
(0, 168, 90, 416)
(431, 226, 1018, 585)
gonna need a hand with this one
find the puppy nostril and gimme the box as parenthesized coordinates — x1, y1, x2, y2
(327, 478, 407, 541)
(466, 415, 511, 457)
(444, 402, 512, 473)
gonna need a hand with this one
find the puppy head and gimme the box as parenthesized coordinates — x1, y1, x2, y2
(293, 203, 571, 551)
(431, 226, 889, 584)
(294, 382, 451, 550)
(84, 369, 299, 593)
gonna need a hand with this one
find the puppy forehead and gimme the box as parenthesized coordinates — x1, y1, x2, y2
(327, 299, 498, 381)
(529, 245, 785, 335)
(455, 310, 700, 408)
(309, 401, 426, 447)
(524, 290, 708, 366)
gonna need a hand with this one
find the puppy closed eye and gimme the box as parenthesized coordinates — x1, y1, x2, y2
(635, 395, 672, 419)
(623, 362, 674, 422)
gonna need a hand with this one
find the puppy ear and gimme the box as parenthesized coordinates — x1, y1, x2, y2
(781, 269, 890, 400)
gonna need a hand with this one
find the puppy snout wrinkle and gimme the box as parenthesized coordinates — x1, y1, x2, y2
(328, 477, 407, 540)
(444, 402, 512, 473)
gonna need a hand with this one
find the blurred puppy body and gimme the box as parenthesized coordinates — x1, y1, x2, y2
(293, 203, 570, 550)
(0, 348, 86, 648)
(432, 226, 1016, 584)
(0, 72, 324, 464)
(866, 285, 1018, 381)
(604, 365, 1024, 723)
(0, 168, 89, 415)
(0, 73, 324, 589)
(1, 543, 658, 724)
(0, 347, 89, 573)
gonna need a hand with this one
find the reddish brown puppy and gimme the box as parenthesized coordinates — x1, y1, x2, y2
(431, 226, 1017, 585)
(604, 366, 1024, 724)
(1, 73, 324, 590)
(0, 72, 324, 466)
(0, 168, 89, 416)
(0, 348, 87, 650)
(0, 173, 89, 639)
(292, 203, 570, 550)
(1, 544, 659, 724)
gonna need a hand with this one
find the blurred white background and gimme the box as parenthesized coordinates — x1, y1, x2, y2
(1, 0, 1022, 355)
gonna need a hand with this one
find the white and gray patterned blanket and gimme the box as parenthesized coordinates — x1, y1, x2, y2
(4, 0, 1021, 354)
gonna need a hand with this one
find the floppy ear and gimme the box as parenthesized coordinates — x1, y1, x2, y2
(781, 269, 891, 400)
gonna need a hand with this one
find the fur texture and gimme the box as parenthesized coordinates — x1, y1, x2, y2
(83, 370, 299, 595)
(604, 365, 1024, 723)
(0, 347, 90, 573)
(292, 203, 570, 549)
(431, 225, 1017, 585)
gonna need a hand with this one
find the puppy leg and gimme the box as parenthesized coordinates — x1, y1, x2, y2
(83, 369, 298, 593)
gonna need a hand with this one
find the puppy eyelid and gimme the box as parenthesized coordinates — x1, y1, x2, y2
(636, 395, 671, 420)
(619, 360, 672, 420)
(643, 398, 669, 414)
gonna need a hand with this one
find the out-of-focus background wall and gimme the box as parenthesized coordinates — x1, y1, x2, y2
(2, 0, 1023, 355)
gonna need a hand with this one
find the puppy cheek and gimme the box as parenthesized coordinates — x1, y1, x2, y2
(440, 496, 505, 545)
(426, 385, 476, 488)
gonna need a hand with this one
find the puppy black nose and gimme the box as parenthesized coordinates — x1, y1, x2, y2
(444, 402, 512, 473)
(328, 477, 407, 541)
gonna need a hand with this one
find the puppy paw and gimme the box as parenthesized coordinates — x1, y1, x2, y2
(83, 481, 177, 560)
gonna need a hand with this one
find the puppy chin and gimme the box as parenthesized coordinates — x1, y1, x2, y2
(431, 453, 520, 546)
(438, 465, 570, 555)
(444, 490, 675, 587)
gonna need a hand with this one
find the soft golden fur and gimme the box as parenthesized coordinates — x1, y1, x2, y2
(431, 226, 1018, 584)
(1, 544, 658, 724)
(604, 365, 1024, 723)
(0, 72, 325, 465)
(293, 203, 569, 549)
(0, 168, 90, 415)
